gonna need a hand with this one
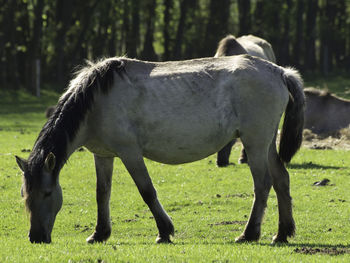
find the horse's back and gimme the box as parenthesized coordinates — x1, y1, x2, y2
(237, 35, 276, 63)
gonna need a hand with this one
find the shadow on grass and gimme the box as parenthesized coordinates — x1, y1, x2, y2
(257, 242, 350, 249)
(287, 161, 342, 170)
(104, 240, 350, 253)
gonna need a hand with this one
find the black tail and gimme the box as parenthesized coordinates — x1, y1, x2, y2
(279, 68, 305, 163)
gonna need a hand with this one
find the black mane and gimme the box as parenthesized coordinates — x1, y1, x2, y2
(26, 57, 126, 189)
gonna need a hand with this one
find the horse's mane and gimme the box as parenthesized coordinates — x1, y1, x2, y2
(215, 35, 247, 57)
(304, 87, 350, 104)
(26, 57, 126, 189)
(304, 87, 331, 97)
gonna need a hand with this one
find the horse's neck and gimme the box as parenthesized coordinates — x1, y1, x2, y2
(65, 122, 89, 160)
(43, 120, 89, 171)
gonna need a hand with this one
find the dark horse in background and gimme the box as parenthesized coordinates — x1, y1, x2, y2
(304, 87, 350, 134)
(16, 55, 304, 244)
(215, 34, 277, 167)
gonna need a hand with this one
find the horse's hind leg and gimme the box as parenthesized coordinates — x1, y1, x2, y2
(216, 140, 236, 167)
(238, 147, 248, 164)
(87, 155, 114, 243)
(235, 140, 272, 242)
(268, 140, 295, 243)
(121, 154, 174, 243)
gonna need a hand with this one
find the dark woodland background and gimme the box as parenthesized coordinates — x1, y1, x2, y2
(1, 0, 349, 93)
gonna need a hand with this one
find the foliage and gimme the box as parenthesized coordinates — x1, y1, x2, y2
(1, 0, 350, 93)
(0, 81, 349, 262)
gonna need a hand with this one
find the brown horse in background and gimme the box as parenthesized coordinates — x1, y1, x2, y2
(304, 87, 350, 134)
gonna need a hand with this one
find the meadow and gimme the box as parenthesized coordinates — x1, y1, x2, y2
(0, 82, 349, 262)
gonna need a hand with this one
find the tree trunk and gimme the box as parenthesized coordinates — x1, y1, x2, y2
(1, 1, 21, 89)
(253, 0, 264, 36)
(237, 0, 251, 36)
(163, 0, 172, 60)
(204, 0, 231, 57)
(333, 0, 346, 67)
(71, 0, 100, 65)
(279, 0, 292, 66)
(123, 0, 132, 57)
(28, 0, 44, 95)
(127, 0, 140, 58)
(182, 0, 199, 59)
(305, 0, 317, 71)
(54, 0, 73, 85)
(293, 0, 304, 69)
(108, 20, 117, 57)
(320, 0, 336, 74)
(140, 0, 157, 61)
(173, 0, 190, 59)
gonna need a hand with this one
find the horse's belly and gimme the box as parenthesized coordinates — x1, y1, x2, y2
(143, 144, 225, 164)
(89, 80, 239, 163)
(140, 124, 238, 164)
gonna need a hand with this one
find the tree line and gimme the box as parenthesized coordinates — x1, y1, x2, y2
(1, 0, 349, 94)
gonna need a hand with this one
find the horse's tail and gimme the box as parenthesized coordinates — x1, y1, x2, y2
(279, 67, 305, 163)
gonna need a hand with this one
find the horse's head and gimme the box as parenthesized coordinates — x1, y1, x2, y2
(15, 152, 62, 243)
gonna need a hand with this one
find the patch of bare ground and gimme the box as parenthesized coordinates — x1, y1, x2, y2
(294, 247, 350, 256)
(302, 128, 350, 150)
(235, 128, 350, 151)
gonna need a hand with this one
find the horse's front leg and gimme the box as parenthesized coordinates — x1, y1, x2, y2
(121, 154, 174, 243)
(87, 155, 114, 243)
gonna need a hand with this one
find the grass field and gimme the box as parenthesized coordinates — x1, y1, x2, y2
(0, 84, 349, 262)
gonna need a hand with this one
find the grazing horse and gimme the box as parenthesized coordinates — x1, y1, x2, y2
(15, 55, 304, 244)
(304, 87, 350, 134)
(215, 34, 277, 166)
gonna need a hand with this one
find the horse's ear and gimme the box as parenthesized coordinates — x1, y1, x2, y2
(44, 152, 56, 172)
(15, 156, 28, 172)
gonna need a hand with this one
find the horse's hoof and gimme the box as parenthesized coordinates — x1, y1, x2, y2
(271, 235, 288, 244)
(86, 231, 110, 244)
(216, 162, 229, 167)
(86, 235, 100, 244)
(238, 158, 248, 164)
(235, 233, 259, 243)
(235, 235, 250, 243)
(156, 235, 172, 244)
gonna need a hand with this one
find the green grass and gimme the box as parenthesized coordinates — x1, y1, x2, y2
(0, 86, 349, 262)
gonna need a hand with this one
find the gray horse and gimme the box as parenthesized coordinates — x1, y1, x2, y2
(16, 55, 304, 244)
(215, 34, 277, 166)
(215, 34, 276, 62)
